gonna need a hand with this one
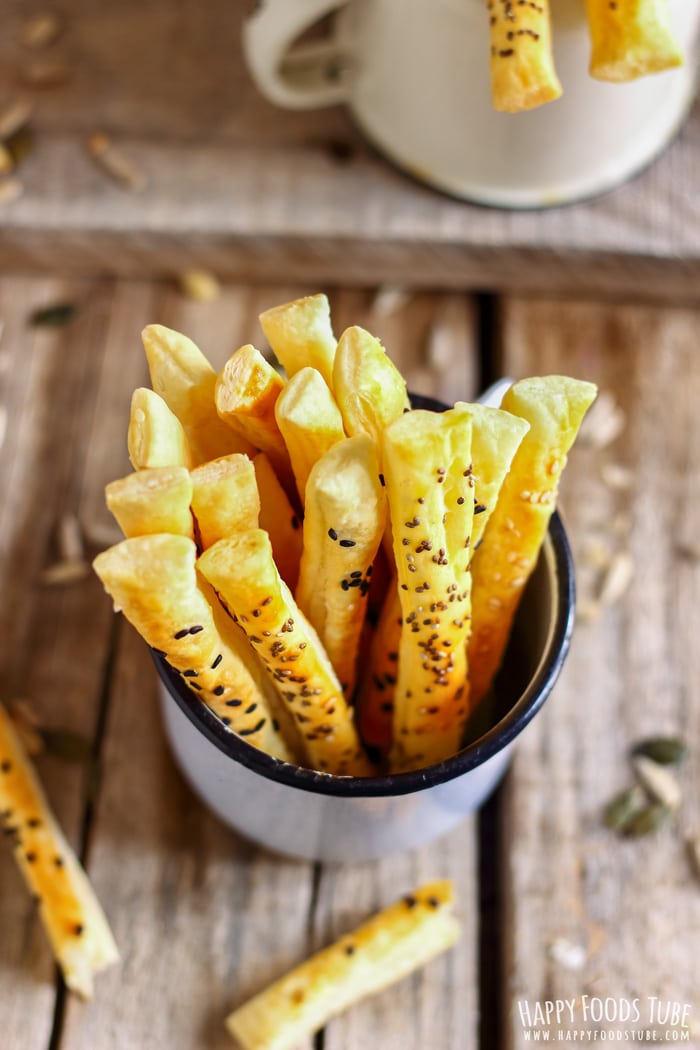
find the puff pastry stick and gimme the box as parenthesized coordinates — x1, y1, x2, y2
(105, 467, 194, 540)
(127, 387, 194, 470)
(259, 293, 336, 389)
(0, 704, 119, 998)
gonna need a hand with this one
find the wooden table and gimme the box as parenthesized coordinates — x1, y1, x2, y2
(0, 277, 698, 1050)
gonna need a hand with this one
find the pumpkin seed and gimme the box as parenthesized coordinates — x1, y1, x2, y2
(30, 302, 78, 327)
(87, 132, 147, 192)
(603, 785, 646, 831)
(632, 737, 688, 766)
(632, 756, 682, 811)
(623, 803, 671, 838)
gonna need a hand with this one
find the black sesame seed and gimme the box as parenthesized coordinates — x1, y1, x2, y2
(222, 717, 232, 726)
(182, 669, 198, 677)
(339, 539, 356, 548)
(73, 923, 84, 936)
(173, 628, 189, 640)
(350, 570, 362, 578)
(344, 944, 356, 955)
(213, 685, 225, 696)
(328, 528, 338, 541)
(378, 473, 385, 487)
(240, 718, 267, 736)
(189, 625, 204, 635)
(54, 856, 64, 868)
(245, 703, 258, 715)
(25, 851, 37, 863)
(27, 818, 41, 828)
(341, 579, 349, 591)
(190, 682, 202, 690)
(474, 502, 487, 514)
(291, 515, 300, 530)
(1, 760, 11, 773)
(404, 895, 418, 908)
(211, 653, 223, 670)
(427, 896, 440, 908)
(226, 699, 243, 707)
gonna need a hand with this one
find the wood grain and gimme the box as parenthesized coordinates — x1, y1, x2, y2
(499, 298, 700, 1046)
(0, 0, 697, 299)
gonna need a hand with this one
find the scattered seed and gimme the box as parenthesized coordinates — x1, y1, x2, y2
(0, 97, 34, 140)
(87, 132, 147, 192)
(57, 512, 85, 563)
(597, 551, 633, 606)
(687, 836, 700, 882)
(370, 286, 411, 318)
(20, 12, 64, 48)
(40, 560, 89, 585)
(548, 937, 587, 971)
(603, 785, 646, 831)
(30, 301, 78, 327)
(600, 462, 633, 490)
(632, 755, 682, 811)
(20, 58, 72, 88)
(632, 737, 687, 766)
(0, 177, 23, 207)
(583, 538, 612, 572)
(177, 269, 221, 302)
(41, 728, 92, 763)
(623, 802, 671, 837)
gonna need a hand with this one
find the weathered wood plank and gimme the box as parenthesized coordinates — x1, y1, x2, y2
(0, 0, 697, 298)
(499, 299, 700, 1046)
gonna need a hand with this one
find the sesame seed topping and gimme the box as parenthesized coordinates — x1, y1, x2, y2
(328, 528, 338, 541)
(211, 653, 223, 669)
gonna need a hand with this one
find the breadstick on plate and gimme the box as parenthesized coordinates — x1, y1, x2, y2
(0, 703, 119, 998)
(128, 387, 194, 470)
(226, 880, 460, 1050)
(274, 366, 346, 505)
(382, 409, 475, 772)
(259, 293, 336, 389)
(142, 324, 255, 465)
(468, 376, 597, 705)
(197, 530, 375, 777)
(190, 453, 260, 550)
(93, 535, 296, 762)
(487, 0, 562, 112)
(105, 467, 194, 540)
(296, 434, 386, 698)
(253, 453, 303, 592)
(215, 344, 293, 492)
(585, 0, 682, 81)
(332, 326, 410, 447)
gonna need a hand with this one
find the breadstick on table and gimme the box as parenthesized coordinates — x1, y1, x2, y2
(0, 703, 119, 999)
(296, 434, 386, 698)
(382, 409, 475, 772)
(487, 0, 561, 112)
(142, 324, 255, 465)
(259, 292, 336, 389)
(226, 880, 461, 1050)
(468, 376, 597, 705)
(128, 387, 194, 470)
(93, 534, 296, 762)
(215, 344, 293, 493)
(585, 0, 682, 81)
(253, 453, 303, 591)
(190, 453, 260, 550)
(332, 326, 410, 447)
(105, 466, 194, 540)
(197, 530, 375, 777)
(274, 366, 346, 506)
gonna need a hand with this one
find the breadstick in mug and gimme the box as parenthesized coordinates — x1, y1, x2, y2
(105, 467, 194, 540)
(259, 293, 336, 389)
(128, 387, 194, 470)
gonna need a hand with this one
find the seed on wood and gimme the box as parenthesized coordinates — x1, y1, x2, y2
(20, 57, 72, 87)
(623, 802, 671, 837)
(39, 560, 89, 586)
(687, 836, 700, 883)
(20, 12, 64, 48)
(87, 132, 147, 192)
(603, 785, 646, 831)
(57, 512, 85, 563)
(631, 737, 688, 766)
(632, 756, 682, 811)
(177, 269, 221, 302)
(600, 462, 633, 490)
(548, 937, 587, 971)
(597, 551, 633, 606)
(0, 97, 34, 140)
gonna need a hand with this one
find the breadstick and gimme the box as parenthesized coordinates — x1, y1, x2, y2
(190, 453, 260, 550)
(357, 581, 401, 751)
(197, 530, 375, 777)
(226, 880, 460, 1050)
(585, 0, 682, 81)
(128, 387, 194, 470)
(332, 326, 409, 447)
(142, 324, 255, 465)
(259, 293, 336, 389)
(0, 703, 119, 998)
(253, 453, 303, 592)
(468, 376, 597, 705)
(105, 467, 194, 540)
(93, 535, 295, 762)
(215, 344, 293, 491)
(296, 435, 386, 698)
(274, 367, 346, 505)
(381, 409, 475, 772)
(487, 0, 561, 112)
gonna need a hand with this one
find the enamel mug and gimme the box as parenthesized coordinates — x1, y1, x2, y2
(242, 0, 699, 207)
(155, 391, 576, 863)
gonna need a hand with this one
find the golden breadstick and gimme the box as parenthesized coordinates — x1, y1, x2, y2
(332, 326, 410, 447)
(197, 530, 375, 777)
(585, 0, 682, 81)
(487, 0, 561, 112)
(128, 387, 194, 470)
(453, 403, 530, 553)
(253, 453, 303, 592)
(259, 293, 336, 389)
(215, 344, 293, 490)
(93, 535, 295, 762)
(142, 324, 255, 465)
(274, 366, 346, 505)
(226, 880, 460, 1050)
(190, 453, 260, 550)
(105, 467, 194, 540)
(357, 581, 401, 752)
(296, 435, 386, 698)
(382, 409, 475, 772)
(468, 376, 597, 705)
(0, 704, 119, 998)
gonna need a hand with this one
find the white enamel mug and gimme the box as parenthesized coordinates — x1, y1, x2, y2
(155, 391, 576, 863)
(243, 0, 699, 207)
